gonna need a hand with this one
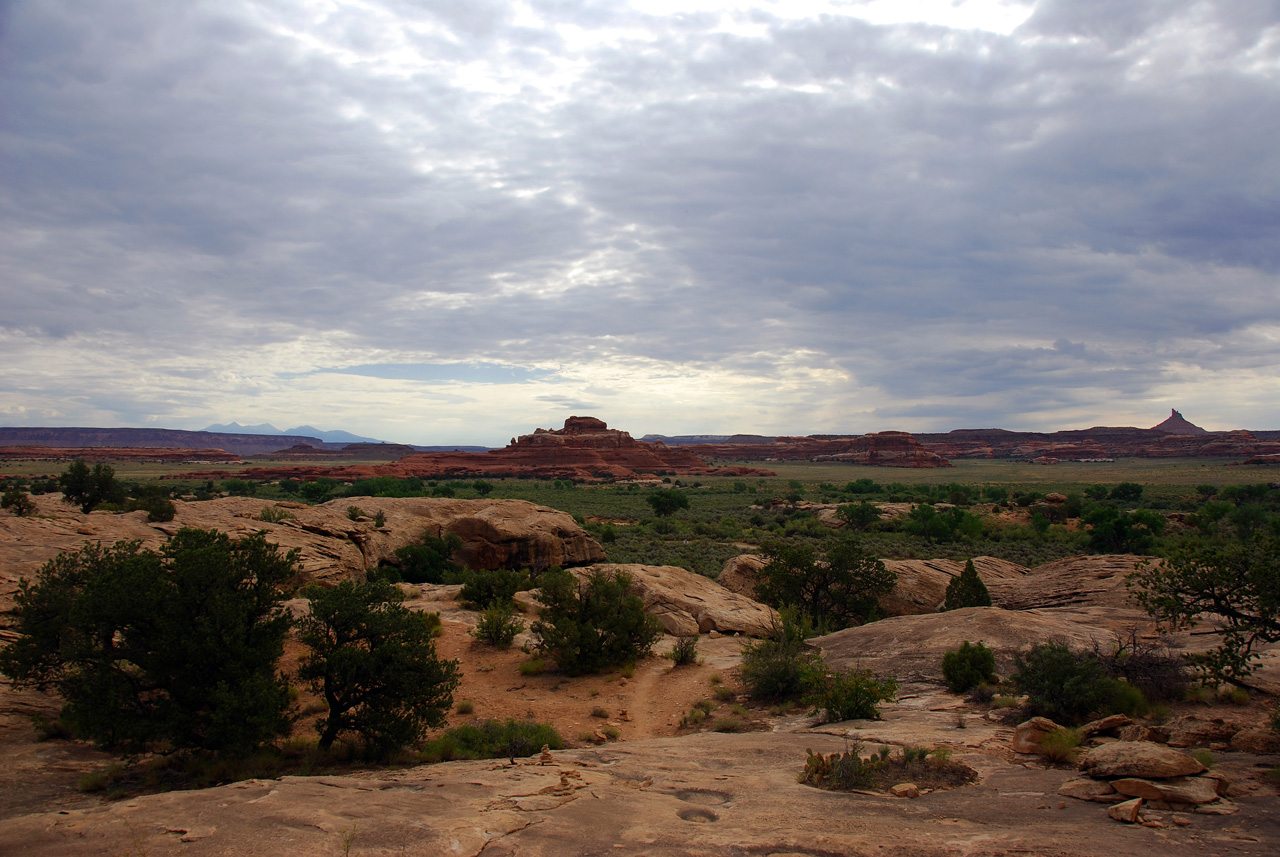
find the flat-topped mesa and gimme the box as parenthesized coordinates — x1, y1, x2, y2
(691, 430, 953, 468)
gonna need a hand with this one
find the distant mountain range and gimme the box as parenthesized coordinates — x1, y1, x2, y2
(203, 422, 384, 445)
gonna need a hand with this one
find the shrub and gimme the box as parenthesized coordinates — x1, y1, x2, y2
(711, 716, 744, 733)
(739, 612, 824, 701)
(531, 568, 661, 676)
(1037, 727, 1082, 764)
(2, 487, 37, 516)
(0, 529, 296, 754)
(754, 535, 896, 631)
(941, 641, 996, 693)
(800, 745, 879, 790)
(347, 505, 367, 521)
(1091, 631, 1189, 704)
(298, 579, 460, 755)
(471, 603, 524, 647)
(646, 488, 690, 517)
(456, 700, 475, 715)
(1012, 642, 1124, 725)
(130, 495, 176, 522)
(59, 460, 124, 513)
(517, 658, 546, 676)
(392, 532, 466, 584)
(460, 569, 525, 609)
(669, 636, 699, 666)
(942, 560, 992, 611)
(259, 505, 292, 523)
(418, 719, 563, 763)
(805, 668, 898, 723)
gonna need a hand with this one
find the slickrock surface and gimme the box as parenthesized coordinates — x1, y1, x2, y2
(2, 728, 1277, 857)
(573, 563, 779, 637)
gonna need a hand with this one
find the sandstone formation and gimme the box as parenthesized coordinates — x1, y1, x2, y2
(572, 564, 778, 638)
(0, 494, 604, 616)
(1078, 742, 1207, 779)
(179, 417, 774, 483)
(717, 554, 767, 596)
(6, 730, 1276, 857)
(880, 556, 1029, 616)
(1152, 409, 1209, 435)
(1012, 717, 1063, 754)
(690, 430, 953, 468)
(915, 420, 1280, 461)
(814, 606, 1115, 683)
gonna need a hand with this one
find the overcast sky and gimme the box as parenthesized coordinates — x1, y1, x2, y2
(2, 1, 1278, 445)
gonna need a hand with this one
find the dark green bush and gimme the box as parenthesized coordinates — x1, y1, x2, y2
(804, 668, 898, 722)
(941, 641, 996, 693)
(459, 569, 526, 609)
(739, 611, 824, 701)
(942, 560, 992, 611)
(470, 603, 524, 647)
(1012, 642, 1140, 725)
(532, 568, 661, 676)
(390, 532, 466, 584)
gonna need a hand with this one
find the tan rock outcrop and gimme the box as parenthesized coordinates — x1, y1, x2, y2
(1111, 776, 1220, 805)
(573, 564, 779, 637)
(1013, 717, 1063, 754)
(1108, 797, 1144, 823)
(1058, 778, 1120, 802)
(717, 554, 767, 597)
(1163, 715, 1241, 748)
(1079, 742, 1207, 779)
(880, 556, 1028, 616)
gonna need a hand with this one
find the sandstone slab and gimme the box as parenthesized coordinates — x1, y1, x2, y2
(574, 564, 778, 638)
(1108, 797, 1144, 823)
(1013, 717, 1062, 754)
(1112, 776, 1220, 805)
(1079, 742, 1207, 779)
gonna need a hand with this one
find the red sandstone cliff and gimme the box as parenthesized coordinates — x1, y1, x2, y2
(182, 417, 774, 482)
(691, 430, 952, 468)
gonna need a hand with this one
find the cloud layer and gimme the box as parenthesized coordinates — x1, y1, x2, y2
(2, 0, 1277, 444)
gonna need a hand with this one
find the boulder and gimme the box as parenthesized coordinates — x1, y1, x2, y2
(573, 564, 778, 638)
(1079, 742, 1207, 779)
(1078, 714, 1132, 739)
(889, 783, 919, 798)
(1058, 778, 1120, 803)
(1228, 726, 1280, 754)
(1107, 797, 1143, 823)
(1013, 717, 1063, 754)
(1163, 715, 1240, 748)
(1111, 777, 1220, 805)
(718, 554, 767, 597)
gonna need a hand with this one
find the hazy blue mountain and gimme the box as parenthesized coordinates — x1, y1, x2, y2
(285, 425, 383, 444)
(203, 421, 288, 435)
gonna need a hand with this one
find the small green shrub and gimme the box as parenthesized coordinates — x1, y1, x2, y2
(471, 604, 524, 647)
(1037, 727, 1082, 764)
(347, 505, 367, 521)
(668, 636, 699, 666)
(259, 505, 292, 523)
(805, 668, 898, 723)
(711, 716, 743, 733)
(590, 706, 609, 719)
(418, 719, 563, 763)
(681, 707, 708, 727)
(714, 685, 734, 702)
(941, 641, 996, 693)
(456, 700, 475, 715)
(1, 487, 37, 516)
(739, 611, 824, 701)
(517, 658, 546, 676)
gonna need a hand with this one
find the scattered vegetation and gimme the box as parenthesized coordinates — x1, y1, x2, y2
(418, 719, 563, 763)
(804, 667, 898, 723)
(754, 535, 896, 632)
